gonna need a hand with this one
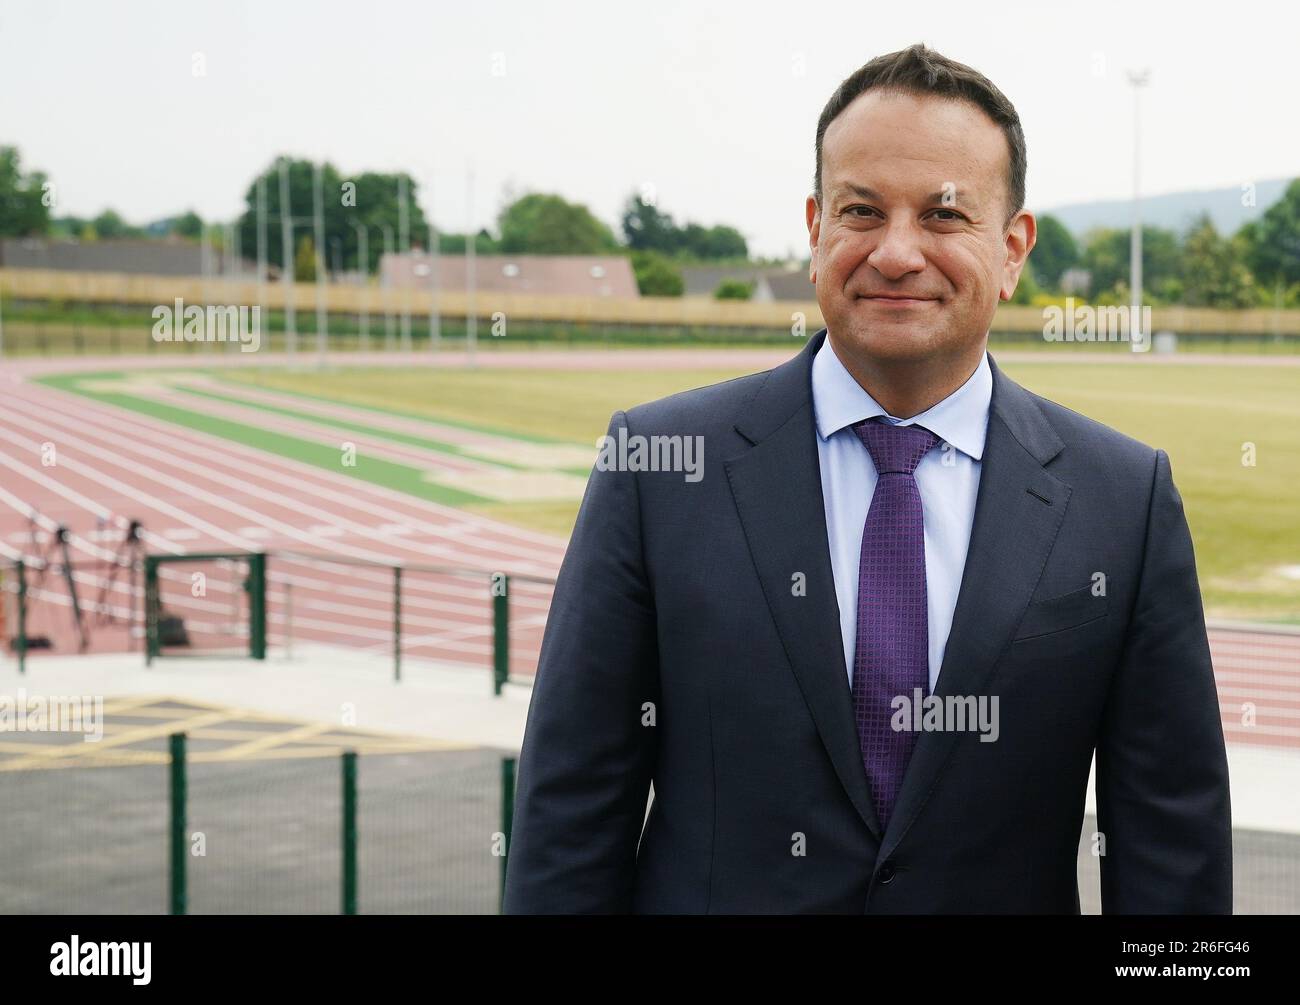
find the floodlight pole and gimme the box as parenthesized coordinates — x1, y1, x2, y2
(428, 171, 440, 352)
(313, 161, 328, 365)
(379, 223, 395, 352)
(279, 157, 297, 355)
(466, 163, 477, 366)
(1127, 68, 1150, 351)
(351, 221, 371, 353)
(398, 173, 412, 351)
(199, 224, 212, 354)
(256, 173, 268, 314)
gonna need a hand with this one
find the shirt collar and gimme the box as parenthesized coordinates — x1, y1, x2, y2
(811, 333, 992, 461)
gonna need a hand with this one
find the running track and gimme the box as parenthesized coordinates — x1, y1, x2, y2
(0, 353, 1296, 752)
(0, 366, 563, 679)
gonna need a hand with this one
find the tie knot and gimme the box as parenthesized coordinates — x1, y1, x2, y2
(852, 417, 940, 475)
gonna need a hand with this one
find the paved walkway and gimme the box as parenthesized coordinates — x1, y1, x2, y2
(4, 646, 1296, 833)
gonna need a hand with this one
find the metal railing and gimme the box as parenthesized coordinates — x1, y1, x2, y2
(2, 551, 555, 692)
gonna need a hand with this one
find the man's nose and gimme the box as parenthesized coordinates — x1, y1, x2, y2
(865, 220, 927, 280)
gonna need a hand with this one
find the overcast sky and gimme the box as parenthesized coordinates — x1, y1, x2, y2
(2, 0, 1297, 257)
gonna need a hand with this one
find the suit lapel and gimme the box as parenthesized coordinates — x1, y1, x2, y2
(725, 330, 883, 839)
(880, 353, 1072, 861)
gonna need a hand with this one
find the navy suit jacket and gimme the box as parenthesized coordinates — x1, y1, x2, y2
(503, 329, 1232, 914)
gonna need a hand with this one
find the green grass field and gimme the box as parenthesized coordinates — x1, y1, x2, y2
(44, 355, 1300, 622)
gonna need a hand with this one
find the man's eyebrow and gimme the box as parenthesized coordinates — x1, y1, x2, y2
(830, 183, 883, 202)
(830, 183, 982, 206)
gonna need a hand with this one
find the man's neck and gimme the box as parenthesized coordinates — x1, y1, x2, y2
(828, 336, 987, 419)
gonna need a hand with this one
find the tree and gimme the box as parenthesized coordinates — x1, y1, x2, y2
(630, 250, 684, 296)
(1181, 214, 1256, 308)
(236, 159, 429, 276)
(620, 191, 749, 260)
(702, 225, 747, 260)
(1081, 225, 1181, 303)
(498, 193, 619, 254)
(49, 216, 90, 240)
(622, 194, 678, 253)
(1242, 177, 1300, 290)
(91, 209, 139, 240)
(714, 278, 754, 300)
(294, 234, 317, 282)
(1029, 214, 1078, 289)
(345, 170, 431, 271)
(172, 210, 203, 240)
(0, 145, 51, 237)
(435, 229, 498, 254)
(681, 222, 748, 260)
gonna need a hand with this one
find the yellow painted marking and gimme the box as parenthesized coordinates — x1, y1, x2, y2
(0, 710, 231, 770)
(0, 694, 475, 770)
(92, 705, 235, 720)
(0, 747, 161, 770)
(189, 740, 465, 761)
(101, 696, 177, 715)
(0, 739, 470, 770)
(67, 722, 314, 738)
(200, 721, 334, 761)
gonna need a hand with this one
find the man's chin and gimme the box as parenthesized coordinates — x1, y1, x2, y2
(830, 320, 943, 362)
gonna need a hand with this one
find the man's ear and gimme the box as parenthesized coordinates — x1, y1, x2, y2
(806, 194, 821, 284)
(999, 210, 1037, 301)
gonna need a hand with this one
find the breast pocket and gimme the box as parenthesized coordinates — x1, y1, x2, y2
(1011, 585, 1109, 641)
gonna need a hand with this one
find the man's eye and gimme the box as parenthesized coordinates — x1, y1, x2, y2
(932, 209, 963, 221)
(845, 206, 876, 218)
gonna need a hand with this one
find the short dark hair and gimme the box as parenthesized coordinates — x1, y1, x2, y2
(813, 43, 1027, 227)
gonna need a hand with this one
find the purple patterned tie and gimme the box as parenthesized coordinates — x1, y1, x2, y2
(851, 417, 939, 831)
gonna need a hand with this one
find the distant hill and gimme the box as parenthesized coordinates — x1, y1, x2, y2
(1037, 177, 1293, 238)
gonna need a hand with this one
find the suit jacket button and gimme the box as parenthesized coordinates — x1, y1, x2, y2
(878, 862, 896, 884)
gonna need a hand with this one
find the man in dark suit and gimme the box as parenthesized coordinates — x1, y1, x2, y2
(503, 44, 1232, 914)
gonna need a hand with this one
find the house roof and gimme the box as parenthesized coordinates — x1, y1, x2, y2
(0, 237, 251, 276)
(681, 264, 813, 300)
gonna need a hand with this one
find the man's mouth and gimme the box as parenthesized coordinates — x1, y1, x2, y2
(857, 294, 937, 306)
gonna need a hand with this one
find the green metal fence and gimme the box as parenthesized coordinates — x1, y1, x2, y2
(144, 552, 267, 665)
(0, 551, 554, 691)
(260, 552, 553, 691)
(0, 730, 516, 915)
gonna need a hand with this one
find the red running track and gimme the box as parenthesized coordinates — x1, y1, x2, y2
(0, 360, 1296, 750)
(0, 374, 562, 678)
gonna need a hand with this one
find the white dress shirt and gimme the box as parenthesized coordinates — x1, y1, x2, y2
(811, 335, 993, 691)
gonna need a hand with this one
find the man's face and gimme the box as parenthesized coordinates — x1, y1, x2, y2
(807, 89, 1034, 365)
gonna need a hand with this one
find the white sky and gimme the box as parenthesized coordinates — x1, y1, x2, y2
(2, 0, 1297, 257)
